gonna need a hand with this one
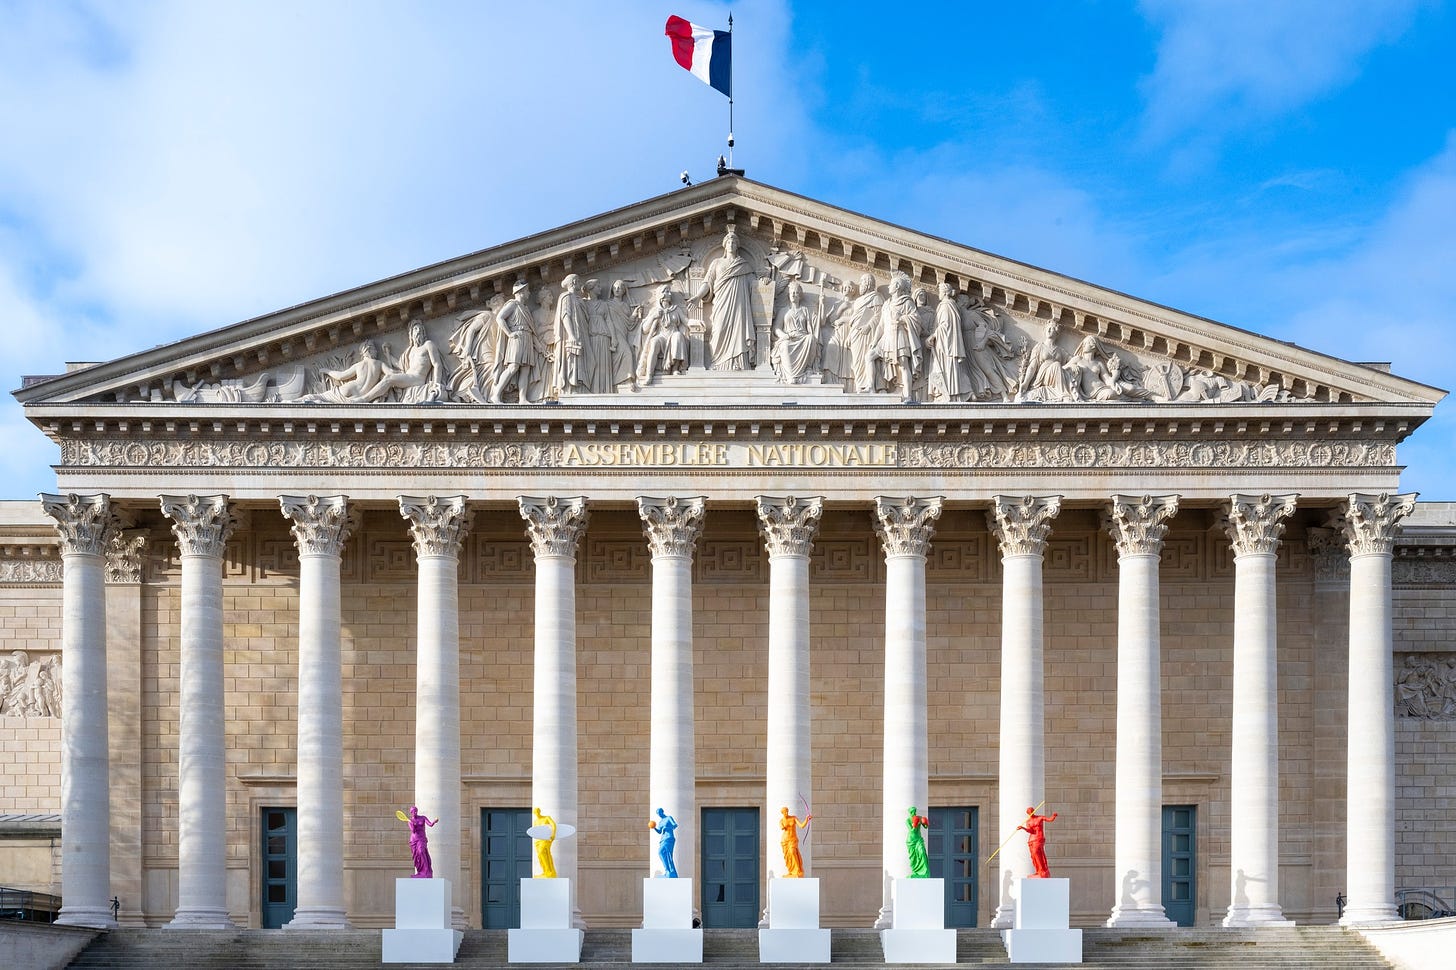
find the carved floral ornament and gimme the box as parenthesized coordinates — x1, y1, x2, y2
(159, 493, 238, 559)
(1103, 493, 1179, 557)
(110, 228, 1325, 410)
(40, 492, 125, 558)
(1221, 493, 1299, 557)
(517, 495, 589, 559)
(1337, 491, 1419, 557)
(755, 495, 824, 558)
(398, 495, 473, 558)
(637, 495, 706, 559)
(872, 496, 943, 559)
(987, 494, 1062, 558)
(279, 494, 358, 558)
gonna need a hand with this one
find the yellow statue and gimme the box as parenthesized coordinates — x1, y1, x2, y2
(532, 806, 557, 878)
(779, 806, 812, 878)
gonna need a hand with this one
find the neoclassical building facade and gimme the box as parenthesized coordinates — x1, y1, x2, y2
(1, 178, 1450, 932)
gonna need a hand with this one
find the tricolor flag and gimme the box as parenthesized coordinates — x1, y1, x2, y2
(665, 15, 731, 98)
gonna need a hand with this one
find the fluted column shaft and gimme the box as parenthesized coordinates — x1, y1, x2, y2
(1105, 494, 1177, 928)
(42, 493, 118, 928)
(1339, 492, 1416, 925)
(758, 496, 823, 889)
(1223, 494, 1298, 927)
(281, 496, 356, 929)
(988, 495, 1060, 929)
(872, 496, 942, 929)
(400, 495, 472, 928)
(161, 494, 236, 928)
(639, 496, 706, 884)
(520, 496, 589, 924)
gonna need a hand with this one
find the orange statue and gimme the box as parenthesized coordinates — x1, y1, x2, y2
(779, 806, 812, 878)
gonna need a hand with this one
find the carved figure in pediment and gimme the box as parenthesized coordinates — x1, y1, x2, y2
(531, 288, 557, 402)
(171, 366, 306, 405)
(692, 229, 759, 371)
(553, 274, 589, 397)
(605, 280, 642, 391)
(772, 280, 819, 384)
(846, 272, 884, 393)
(1019, 322, 1081, 403)
(637, 285, 690, 384)
(926, 282, 970, 402)
(367, 320, 448, 404)
(489, 282, 547, 404)
(310, 340, 391, 403)
(582, 279, 616, 393)
(912, 287, 934, 401)
(961, 294, 1020, 401)
(818, 282, 853, 387)
(877, 273, 924, 402)
(448, 295, 503, 403)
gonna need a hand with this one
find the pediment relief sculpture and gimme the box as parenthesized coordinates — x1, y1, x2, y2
(135, 235, 1311, 411)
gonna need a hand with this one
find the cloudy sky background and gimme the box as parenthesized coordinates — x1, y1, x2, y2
(1, 0, 1452, 498)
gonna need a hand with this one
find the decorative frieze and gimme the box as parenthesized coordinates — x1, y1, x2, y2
(872, 496, 943, 559)
(279, 495, 358, 559)
(55, 435, 1398, 473)
(1104, 494, 1179, 558)
(159, 494, 237, 559)
(0, 556, 63, 585)
(755, 496, 824, 559)
(398, 495, 473, 559)
(987, 495, 1061, 558)
(637, 495, 706, 559)
(1222, 493, 1298, 557)
(518, 496, 589, 560)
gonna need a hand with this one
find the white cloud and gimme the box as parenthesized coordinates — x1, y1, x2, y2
(1137, 0, 1420, 141)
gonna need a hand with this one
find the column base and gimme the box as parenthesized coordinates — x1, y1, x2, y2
(284, 906, 351, 929)
(166, 907, 235, 929)
(1104, 905, 1174, 928)
(1340, 904, 1400, 926)
(991, 903, 1017, 929)
(1223, 905, 1294, 927)
(56, 906, 118, 930)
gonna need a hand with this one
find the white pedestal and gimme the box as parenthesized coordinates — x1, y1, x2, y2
(382, 878, 464, 964)
(509, 878, 584, 963)
(1004, 878, 1081, 964)
(632, 878, 702, 963)
(879, 878, 956, 964)
(760, 879, 830, 963)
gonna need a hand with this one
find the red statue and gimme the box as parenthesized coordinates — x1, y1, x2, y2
(1017, 806, 1059, 878)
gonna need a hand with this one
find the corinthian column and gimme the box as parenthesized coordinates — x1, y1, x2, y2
(518, 495, 589, 922)
(280, 495, 357, 929)
(1221, 493, 1298, 927)
(1337, 492, 1416, 925)
(160, 493, 237, 928)
(756, 496, 824, 891)
(637, 495, 706, 884)
(987, 494, 1061, 928)
(41, 493, 119, 928)
(871, 495, 942, 929)
(399, 495, 473, 928)
(1103, 494, 1177, 928)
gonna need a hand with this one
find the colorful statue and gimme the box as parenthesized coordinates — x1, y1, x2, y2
(396, 806, 438, 879)
(1018, 806, 1059, 878)
(531, 807, 558, 878)
(779, 805, 812, 878)
(906, 807, 930, 878)
(650, 807, 679, 878)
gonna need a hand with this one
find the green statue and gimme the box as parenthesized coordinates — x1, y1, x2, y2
(906, 806, 930, 878)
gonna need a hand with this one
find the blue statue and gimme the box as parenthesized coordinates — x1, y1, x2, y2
(651, 807, 679, 878)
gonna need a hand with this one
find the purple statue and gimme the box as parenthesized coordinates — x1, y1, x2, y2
(397, 806, 438, 878)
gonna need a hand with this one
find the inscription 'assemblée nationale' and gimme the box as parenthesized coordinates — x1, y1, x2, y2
(560, 442, 901, 468)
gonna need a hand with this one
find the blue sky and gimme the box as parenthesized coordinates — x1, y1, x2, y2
(1, 0, 1452, 499)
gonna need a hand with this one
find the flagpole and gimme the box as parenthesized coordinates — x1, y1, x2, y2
(727, 13, 734, 169)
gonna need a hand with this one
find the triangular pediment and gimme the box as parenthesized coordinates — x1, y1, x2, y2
(15, 177, 1444, 412)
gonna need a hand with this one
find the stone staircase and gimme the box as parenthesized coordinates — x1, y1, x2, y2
(64, 925, 1392, 969)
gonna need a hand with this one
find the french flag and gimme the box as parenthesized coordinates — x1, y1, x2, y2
(665, 15, 731, 98)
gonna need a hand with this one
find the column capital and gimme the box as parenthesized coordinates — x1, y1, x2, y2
(398, 495, 473, 558)
(987, 494, 1062, 558)
(518, 495, 589, 559)
(1104, 493, 1179, 557)
(41, 493, 126, 558)
(1221, 493, 1298, 557)
(872, 495, 942, 559)
(755, 495, 824, 558)
(159, 494, 236, 558)
(280, 495, 358, 558)
(637, 495, 706, 558)
(1337, 492, 1418, 557)
(1305, 525, 1351, 585)
(105, 530, 150, 584)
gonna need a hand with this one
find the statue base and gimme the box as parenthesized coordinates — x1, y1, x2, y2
(759, 878, 830, 963)
(382, 878, 463, 964)
(632, 878, 702, 963)
(1003, 878, 1082, 964)
(880, 878, 956, 964)
(509, 878, 583, 963)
